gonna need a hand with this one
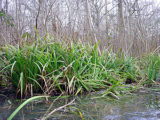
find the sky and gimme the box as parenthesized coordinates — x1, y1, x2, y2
(151, 0, 160, 6)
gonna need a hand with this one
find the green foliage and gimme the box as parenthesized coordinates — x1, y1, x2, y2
(0, 10, 14, 27)
(141, 54, 160, 86)
(0, 35, 155, 97)
(8, 96, 48, 120)
(0, 10, 5, 17)
(22, 32, 32, 39)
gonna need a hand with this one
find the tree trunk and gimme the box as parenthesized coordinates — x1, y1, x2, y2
(105, 0, 109, 38)
(35, 0, 41, 40)
(86, 0, 101, 54)
(0, 0, 2, 11)
(118, 0, 125, 53)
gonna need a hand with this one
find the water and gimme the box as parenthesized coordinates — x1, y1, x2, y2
(1, 92, 160, 120)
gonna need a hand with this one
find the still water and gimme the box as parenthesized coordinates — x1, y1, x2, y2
(0, 91, 160, 120)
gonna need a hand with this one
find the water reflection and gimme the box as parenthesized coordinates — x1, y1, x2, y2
(0, 92, 160, 120)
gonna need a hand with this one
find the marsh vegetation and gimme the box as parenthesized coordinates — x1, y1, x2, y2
(0, 0, 160, 119)
(0, 36, 160, 98)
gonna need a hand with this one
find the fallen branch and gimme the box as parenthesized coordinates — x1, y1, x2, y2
(42, 99, 75, 120)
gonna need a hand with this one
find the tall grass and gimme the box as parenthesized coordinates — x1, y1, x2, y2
(140, 53, 160, 86)
(0, 36, 159, 98)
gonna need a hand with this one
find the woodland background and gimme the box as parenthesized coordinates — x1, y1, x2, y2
(0, 0, 160, 56)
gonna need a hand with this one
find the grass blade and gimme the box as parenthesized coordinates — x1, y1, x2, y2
(8, 96, 48, 120)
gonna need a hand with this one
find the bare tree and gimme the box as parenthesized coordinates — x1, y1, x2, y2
(0, 0, 2, 11)
(0, 0, 160, 55)
(118, 0, 125, 52)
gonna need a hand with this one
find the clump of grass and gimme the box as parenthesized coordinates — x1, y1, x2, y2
(0, 35, 152, 98)
(140, 53, 160, 86)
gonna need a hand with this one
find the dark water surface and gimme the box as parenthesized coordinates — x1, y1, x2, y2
(0, 92, 160, 120)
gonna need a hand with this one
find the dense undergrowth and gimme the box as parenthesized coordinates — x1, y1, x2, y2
(0, 36, 160, 98)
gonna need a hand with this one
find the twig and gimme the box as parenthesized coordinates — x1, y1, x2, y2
(42, 99, 75, 120)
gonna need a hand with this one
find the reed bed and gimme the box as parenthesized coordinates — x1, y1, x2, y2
(0, 36, 159, 98)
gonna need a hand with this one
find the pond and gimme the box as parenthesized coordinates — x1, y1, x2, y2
(1, 91, 160, 120)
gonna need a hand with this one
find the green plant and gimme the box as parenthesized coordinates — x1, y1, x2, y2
(0, 35, 149, 98)
(8, 96, 48, 120)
